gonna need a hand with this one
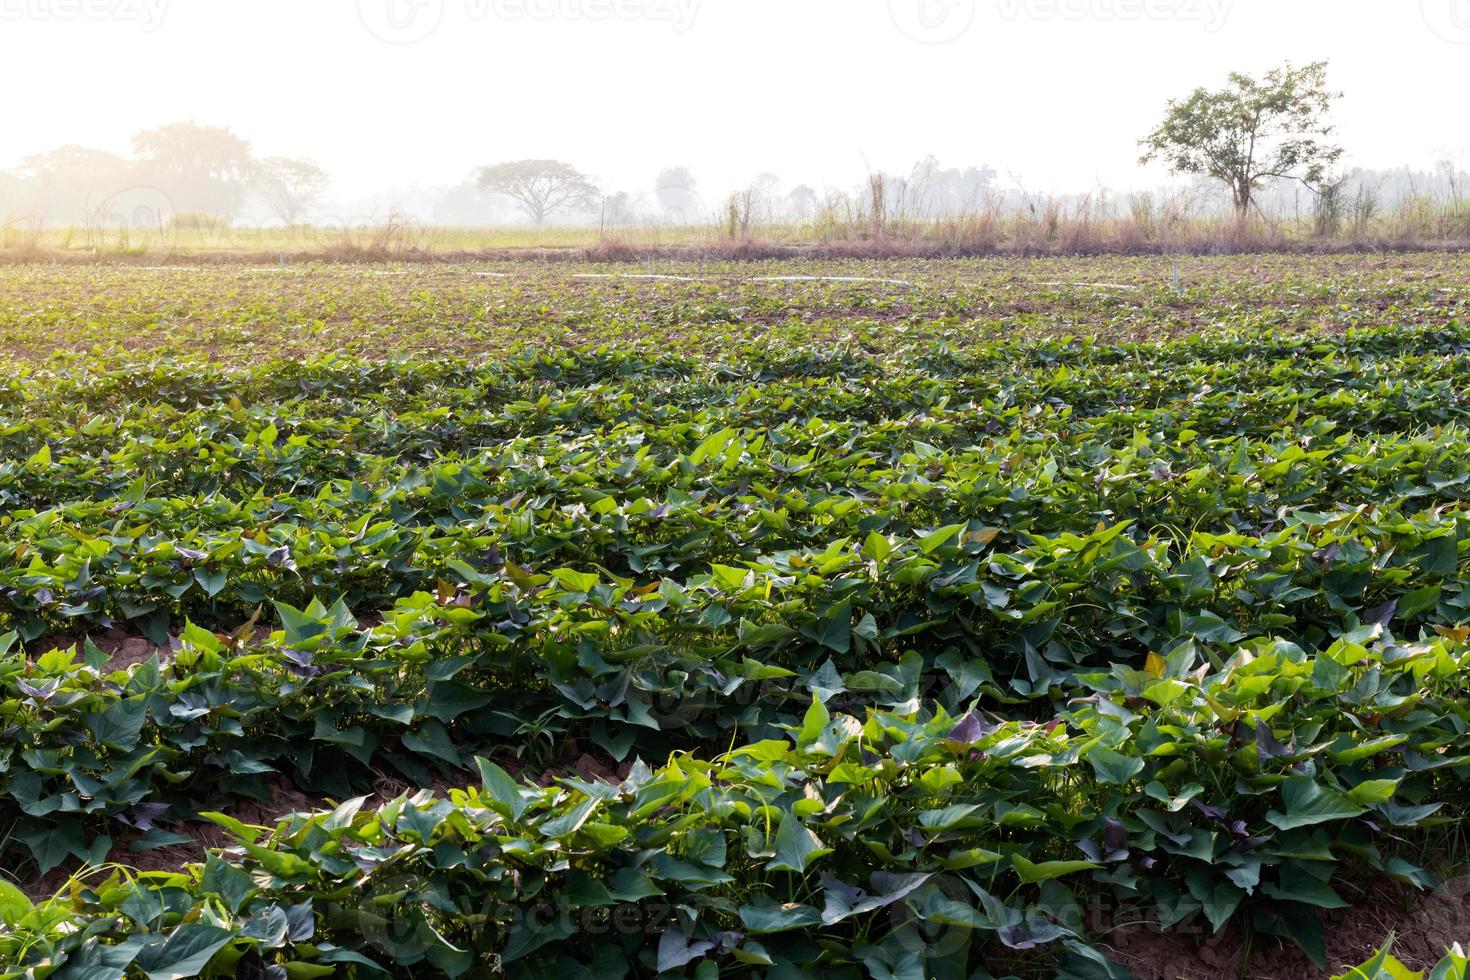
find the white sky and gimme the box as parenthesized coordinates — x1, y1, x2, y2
(2, 0, 1467, 202)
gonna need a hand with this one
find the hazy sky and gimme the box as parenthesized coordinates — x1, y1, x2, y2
(4, 0, 1467, 204)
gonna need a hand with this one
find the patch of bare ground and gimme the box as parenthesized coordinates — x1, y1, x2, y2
(21, 778, 323, 900)
(18, 739, 635, 900)
(482, 737, 635, 788)
(1103, 877, 1470, 979)
(31, 625, 175, 670)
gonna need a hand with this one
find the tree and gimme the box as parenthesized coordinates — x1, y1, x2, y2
(654, 167, 700, 223)
(475, 160, 597, 225)
(1140, 61, 1342, 218)
(131, 122, 255, 217)
(906, 156, 997, 217)
(600, 191, 636, 228)
(749, 172, 783, 222)
(786, 184, 819, 221)
(255, 157, 330, 224)
(6, 146, 133, 224)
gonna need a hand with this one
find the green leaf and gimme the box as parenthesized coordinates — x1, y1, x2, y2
(1263, 872, 1348, 910)
(1429, 946, 1469, 980)
(86, 699, 148, 750)
(1088, 745, 1144, 785)
(918, 523, 967, 554)
(766, 814, 832, 874)
(401, 721, 465, 768)
(0, 879, 33, 927)
(18, 824, 93, 875)
(272, 600, 326, 645)
(1058, 940, 1136, 980)
(815, 599, 853, 654)
(1145, 781, 1204, 812)
(738, 899, 822, 934)
(797, 692, 831, 747)
(134, 924, 234, 980)
(539, 797, 598, 839)
(1185, 871, 1244, 933)
(198, 811, 263, 845)
(820, 872, 932, 926)
(1346, 778, 1401, 805)
(1011, 854, 1100, 884)
(1257, 902, 1328, 970)
(193, 568, 227, 598)
(1331, 936, 1413, 980)
(474, 757, 530, 821)
(688, 426, 738, 465)
(200, 855, 255, 915)
(422, 680, 492, 723)
(552, 568, 600, 593)
(862, 531, 893, 562)
(1266, 776, 1365, 830)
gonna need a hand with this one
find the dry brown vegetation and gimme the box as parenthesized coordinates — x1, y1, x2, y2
(6, 202, 1470, 267)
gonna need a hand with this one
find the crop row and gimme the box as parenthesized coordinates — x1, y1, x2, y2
(4, 623, 1468, 977)
(3, 319, 1470, 976)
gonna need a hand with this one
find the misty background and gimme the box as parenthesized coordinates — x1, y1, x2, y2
(1, 0, 1467, 233)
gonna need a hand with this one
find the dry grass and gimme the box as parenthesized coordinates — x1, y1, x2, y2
(4, 202, 1470, 265)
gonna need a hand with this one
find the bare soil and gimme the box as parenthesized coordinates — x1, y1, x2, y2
(1104, 878, 1470, 979)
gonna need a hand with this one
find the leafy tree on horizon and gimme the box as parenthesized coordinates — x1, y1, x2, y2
(1140, 60, 1343, 218)
(6, 146, 131, 224)
(131, 121, 255, 218)
(475, 159, 598, 225)
(255, 157, 331, 225)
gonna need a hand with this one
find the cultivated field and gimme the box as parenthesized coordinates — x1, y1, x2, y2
(2, 254, 1470, 979)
